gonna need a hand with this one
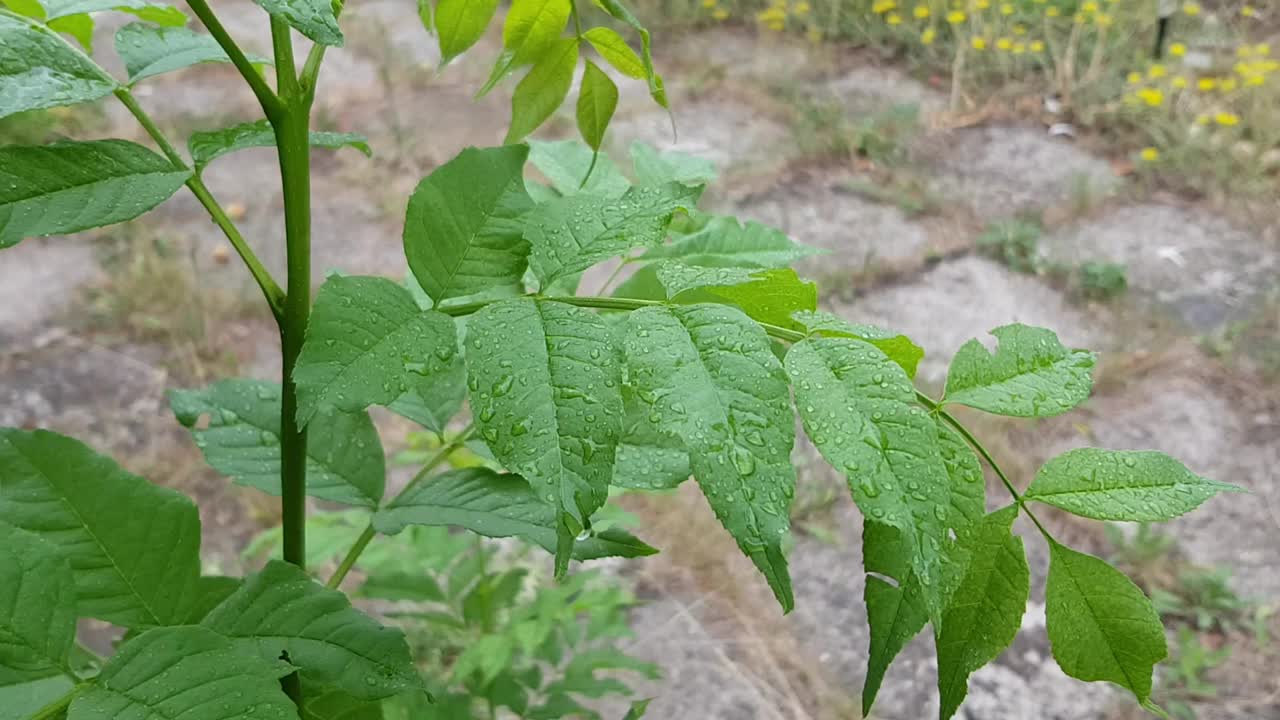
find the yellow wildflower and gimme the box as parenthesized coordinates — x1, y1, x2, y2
(888, 12, 903, 24)
(1030, 40, 1045, 52)
(1169, 42, 1187, 57)
(1136, 87, 1164, 106)
(1140, 147, 1159, 162)
(946, 10, 966, 22)
(1126, 71, 1142, 84)
(1095, 13, 1112, 26)
(914, 5, 930, 18)
(701, 0, 716, 7)
(1013, 23, 1027, 34)
(921, 28, 936, 44)
(713, 6, 729, 19)
(1172, 76, 1188, 88)
(976, 0, 991, 9)
(971, 36, 987, 50)
(1242, 5, 1256, 17)
(996, 37, 1013, 50)
(1149, 64, 1166, 78)
(1214, 112, 1240, 126)
(1246, 75, 1265, 86)
(1257, 43, 1271, 57)
(1000, 3, 1013, 14)
(1183, 2, 1200, 15)
(1081, 0, 1098, 11)
(873, 0, 897, 13)
(794, 1, 811, 15)
(1220, 78, 1237, 91)
(1046, 6, 1060, 17)
(1013, 41, 1026, 54)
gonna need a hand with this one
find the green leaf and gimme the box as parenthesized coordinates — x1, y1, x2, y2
(435, 0, 499, 65)
(657, 263, 817, 329)
(1026, 448, 1242, 522)
(943, 323, 1095, 417)
(528, 138, 630, 197)
(1, 0, 45, 18)
(861, 522, 928, 716)
(464, 299, 623, 543)
(791, 309, 923, 379)
(630, 141, 717, 187)
(115, 22, 270, 83)
(0, 522, 75, 682)
(936, 420, 985, 529)
(592, 0, 666, 109)
(181, 576, 241, 624)
(583, 26, 644, 79)
(0, 139, 189, 249)
(170, 379, 386, 508)
(524, 181, 702, 286)
(203, 560, 418, 701)
(68, 626, 297, 720)
(293, 275, 459, 428)
(577, 59, 618, 152)
(0, 675, 74, 720)
(623, 699, 652, 720)
(622, 304, 796, 611)
(936, 506, 1029, 720)
(303, 683, 386, 720)
(372, 467, 658, 560)
(48, 11, 92, 48)
(385, 351, 466, 436)
(252, 0, 341, 46)
(1045, 541, 1167, 706)
(640, 215, 822, 268)
(0, 9, 116, 120)
(0, 428, 200, 628)
(503, 0, 570, 65)
(403, 145, 534, 305)
(786, 337, 952, 620)
(612, 384, 689, 491)
(43, 0, 186, 25)
(505, 37, 579, 144)
(188, 119, 369, 171)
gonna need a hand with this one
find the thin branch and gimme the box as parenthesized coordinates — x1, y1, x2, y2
(185, 0, 284, 118)
(326, 425, 476, 589)
(299, 0, 347, 105)
(113, 88, 286, 321)
(270, 16, 300, 100)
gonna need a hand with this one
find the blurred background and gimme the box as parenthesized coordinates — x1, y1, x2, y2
(1, 0, 1277, 717)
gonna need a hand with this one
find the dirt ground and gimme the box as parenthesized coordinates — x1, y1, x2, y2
(2, 2, 1278, 718)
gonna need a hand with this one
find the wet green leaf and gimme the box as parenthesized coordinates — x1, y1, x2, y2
(506, 37, 578, 143)
(0, 9, 116, 119)
(43, 0, 185, 25)
(622, 304, 796, 611)
(188, 119, 369, 171)
(170, 379, 386, 508)
(630, 141, 716, 187)
(583, 26, 644, 79)
(861, 521, 928, 716)
(791, 309, 924, 378)
(577, 59, 618, 151)
(641, 214, 821, 268)
(115, 22, 270, 83)
(528, 139, 630, 197)
(943, 324, 1095, 417)
(656, 263, 816, 329)
(0, 523, 75, 683)
(253, 0, 341, 46)
(1026, 448, 1242, 521)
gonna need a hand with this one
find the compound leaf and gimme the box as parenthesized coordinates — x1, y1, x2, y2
(943, 324, 1095, 417)
(524, 182, 702, 286)
(641, 215, 821, 268)
(0, 428, 200, 628)
(188, 119, 368, 171)
(170, 379, 385, 508)
(630, 141, 717, 187)
(372, 467, 657, 560)
(583, 26, 644, 79)
(1026, 448, 1242, 522)
(791, 309, 924, 379)
(936, 506, 1029, 720)
(505, 37, 578, 144)
(68, 626, 296, 720)
(403, 145, 534, 305)
(622, 304, 796, 611)
(0, 139, 188, 249)
(786, 337, 952, 621)
(293, 275, 459, 427)
(115, 22, 270, 83)
(528, 139, 630, 197)
(435, 0, 499, 65)
(1045, 542, 1166, 706)
(576, 59, 617, 151)
(253, 0, 341, 46)
(203, 560, 418, 701)
(385, 350, 466, 436)
(861, 521, 928, 716)
(464, 298, 623, 566)
(612, 384, 689, 491)
(592, 0, 666, 109)
(43, 0, 185, 25)
(0, 9, 116, 120)
(0, 522, 76, 682)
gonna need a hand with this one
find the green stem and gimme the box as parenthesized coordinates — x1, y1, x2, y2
(113, 88, 286, 321)
(326, 425, 476, 589)
(30, 685, 82, 720)
(184, 0, 283, 118)
(299, 0, 347, 104)
(270, 16, 300, 100)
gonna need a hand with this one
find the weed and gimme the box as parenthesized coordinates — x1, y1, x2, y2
(976, 216, 1042, 272)
(1078, 260, 1128, 300)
